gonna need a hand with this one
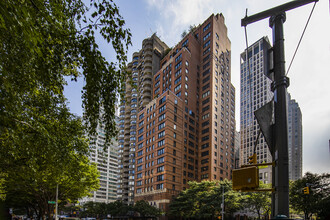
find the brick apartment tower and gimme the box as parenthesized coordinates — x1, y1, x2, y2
(134, 14, 236, 211)
(117, 34, 168, 204)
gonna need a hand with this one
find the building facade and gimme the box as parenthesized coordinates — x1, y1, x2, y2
(81, 117, 119, 203)
(133, 13, 236, 211)
(240, 37, 273, 184)
(287, 93, 302, 180)
(234, 131, 240, 169)
(239, 37, 303, 183)
(117, 34, 169, 204)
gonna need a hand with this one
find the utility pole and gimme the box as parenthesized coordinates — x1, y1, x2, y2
(241, 0, 318, 218)
(222, 185, 224, 220)
(55, 184, 58, 220)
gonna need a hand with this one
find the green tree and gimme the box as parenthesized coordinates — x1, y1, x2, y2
(134, 200, 162, 218)
(1, 0, 131, 217)
(169, 180, 244, 219)
(2, 105, 99, 219)
(290, 172, 330, 220)
(0, 0, 131, 150)
(244, 182, 272, 219)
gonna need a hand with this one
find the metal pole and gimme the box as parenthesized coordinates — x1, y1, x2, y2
(269, 12, 290, 218)
(55, 184, 58, 220)
(222, 185, 224, 220)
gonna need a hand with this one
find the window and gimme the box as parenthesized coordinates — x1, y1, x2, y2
(158, 113, 166, 122)
(137, 150, 143, 156)
(202, 113, 209, 120)
(203, 40, 210, 49)
(201, 159, 209, 164)
(174, 84, 181, 93)
(203, 23, 211, 32)
(202, 83, 210, 91)
(201, 143, 209, 149)
(175, 69, 182, 77)
(138, 127, 144, 135)
(203, 47, 210, 55)
(157, 148, 165, 156)
(202, 120, 209, 127)
(201, 135, 209, 142)
(202, 75, 210, 84)
(157, 165, 164, 173)
(156, 183, 164, 190)
(174, 76, 181, 85)
(202, 128, 209, 134)
(201, 151, 209, 157)
(202, 105, 210, 112)
(159, 104, 166, 113)
(157, 157, 165, 164)
(158, 130, 165, 138)
(203, 32, 211, 41)
(202, 98, 210, 105)
(175, 61, 182, 70)
(157, 174, 164, 181)
(158, 139, 165, 147)
(159, 96, 166, 105)
(201, 166, 208, 172)
(203, 62, 210, 70)
(158, 122, 165, 130)
(201, 174, 209, 179)
(175, 53, 182, 62)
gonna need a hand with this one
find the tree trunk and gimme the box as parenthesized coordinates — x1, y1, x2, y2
(257, 210, 261, 220)
(304, 212, 308, 220)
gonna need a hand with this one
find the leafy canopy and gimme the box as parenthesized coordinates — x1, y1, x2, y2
(0, 0, 131, 218)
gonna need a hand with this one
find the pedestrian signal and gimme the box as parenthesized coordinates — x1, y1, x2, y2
(248, 153, 257, 164)
(303, 186, 309, 194)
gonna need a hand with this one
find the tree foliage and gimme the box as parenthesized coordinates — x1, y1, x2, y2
(244, 182, 271, 219)
(2, 104, 99, 219)
(0, 0, 131, 218)
(0, 0, 131, 146)
(79, 200, 161, 218)
(169, 180, 245, 219)
(290, 172, 330, 219)
(134, 200, 162, 217)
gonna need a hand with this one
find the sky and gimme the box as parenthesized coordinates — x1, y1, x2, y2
(64, 0, 330, 175)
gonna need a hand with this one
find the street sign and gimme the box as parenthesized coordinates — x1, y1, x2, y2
(48, 201, 56, 204)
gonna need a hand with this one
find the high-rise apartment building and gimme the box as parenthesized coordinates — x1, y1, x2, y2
(117, 34, 169, 204)
(133, 14, 236, 211)
(287, 93, 302, 180)
(240, 37, 273, 183)
(240, 37, 303, 183)
(234, 131, 240, 169)
(81, 116, 119, 203)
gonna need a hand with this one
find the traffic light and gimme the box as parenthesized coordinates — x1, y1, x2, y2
(303, 186, 310, 194)
(248, 153, 257, 164)
(232, 166, 259, 190)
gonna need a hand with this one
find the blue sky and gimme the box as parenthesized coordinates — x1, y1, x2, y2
(65, 0, 330, 174)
